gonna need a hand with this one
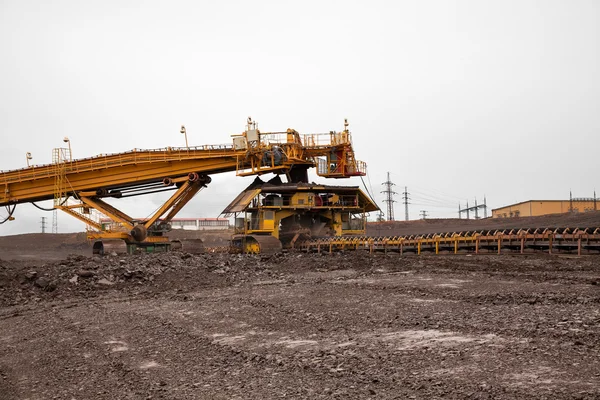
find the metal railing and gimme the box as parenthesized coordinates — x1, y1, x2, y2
(301, 132, 352, 148)
(0, 145, 238, 184)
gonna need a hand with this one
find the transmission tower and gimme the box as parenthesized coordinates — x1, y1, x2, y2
(419, 210, 429, 220)
(402, 186, 410, 221)
(40, 217, 47, 233)
(458, 196, 488, 219)
(380, 172, 397, 221)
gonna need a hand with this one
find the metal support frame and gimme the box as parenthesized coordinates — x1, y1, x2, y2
(144, 179, 204, 229)
(298, 227, 600, 256)
(54, 174, 208, 243)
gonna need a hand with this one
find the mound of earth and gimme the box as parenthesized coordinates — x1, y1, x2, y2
(0, 230, 233, 260)
(367, 211, 600, 236)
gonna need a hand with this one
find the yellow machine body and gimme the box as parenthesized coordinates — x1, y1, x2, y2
(223, 182, 378, 249)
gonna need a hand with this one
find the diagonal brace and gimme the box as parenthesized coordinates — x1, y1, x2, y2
(57, 205, 105, 231)
(144, 180, 204, 229)
(79, 196, 135, 230)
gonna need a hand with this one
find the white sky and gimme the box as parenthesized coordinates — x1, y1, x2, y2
(1, 0, 599, 234)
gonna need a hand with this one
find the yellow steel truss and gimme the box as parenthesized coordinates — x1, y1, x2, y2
(0, 119, 367, 245)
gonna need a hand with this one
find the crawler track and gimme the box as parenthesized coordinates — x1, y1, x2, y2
(298, 227, 600, 255)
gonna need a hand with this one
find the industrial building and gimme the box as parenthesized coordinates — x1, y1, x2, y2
(492, 199, 598, 218)
(101, 217, 230, 231)
(169, 218, 230, 230)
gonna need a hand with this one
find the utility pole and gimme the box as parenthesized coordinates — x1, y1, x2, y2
(52, 209, 58, 233)
(380, 172, 397, 221)
(484, 195, 488, 218)
(41, 217, 47, 234)
(420, 210, 428, 220)
(569, 190, 573, 213)
(402, 186, 410, 221)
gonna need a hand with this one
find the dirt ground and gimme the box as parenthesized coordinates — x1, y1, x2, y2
(1, 217, 600, 399)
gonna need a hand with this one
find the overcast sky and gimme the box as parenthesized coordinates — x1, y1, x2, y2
(1, 0, 599, 235)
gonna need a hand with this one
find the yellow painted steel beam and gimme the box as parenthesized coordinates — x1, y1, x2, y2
(57, 205, 105, 232)
(86, 231, 130, 240)
(144, 180, 203, 229)
(2, 147, 239, 182)
(2, 121, 370, 246)
(1, 156, 241, 205)
(143, 236, 170, 244)
(79, 196, 134, 230)
(1, 130, 366, 206)
(82, 197, 134, 227)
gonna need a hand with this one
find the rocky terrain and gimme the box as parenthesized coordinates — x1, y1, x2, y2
(0, 248, 599, 399)
(1, 215, 600, 399)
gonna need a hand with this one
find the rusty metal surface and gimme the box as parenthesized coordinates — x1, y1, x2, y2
(171, 239, 204, 254)
(92, 239, 128, 256)
(250, 235, 282, 255)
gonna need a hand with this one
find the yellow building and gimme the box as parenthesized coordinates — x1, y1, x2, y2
(492, 199, 598, 218)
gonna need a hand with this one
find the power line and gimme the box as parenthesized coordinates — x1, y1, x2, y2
(387, 174, 465, 202)
(410, 190, 466, 208)
(411, 203, 456, 209)
(410, 196, 456, 207)
(411, 192, 458, 205)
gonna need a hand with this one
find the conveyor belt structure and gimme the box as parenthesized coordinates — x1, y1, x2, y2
(296, 227, 600, 255)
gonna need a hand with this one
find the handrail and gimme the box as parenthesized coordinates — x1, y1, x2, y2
(0, 145, 240, 184)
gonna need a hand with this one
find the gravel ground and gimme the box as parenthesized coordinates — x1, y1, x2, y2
(0, 251, 599, 399)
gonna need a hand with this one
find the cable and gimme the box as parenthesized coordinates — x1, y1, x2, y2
(31, 196, 70, 211)
(410, 196, 456, 208)
(387, 173, 465, 202)
(365, 168, 377, 200)
(0, 204, 16, 224)
(360, 167, 381, 210)
(410, 189, 464, 205)
(410, 202, 457, 209)
(31, 202, 55, 212)
(410, 184, 466, 202)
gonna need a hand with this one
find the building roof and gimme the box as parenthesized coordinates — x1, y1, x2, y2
(491, 199, 595, 212)
(221, 177, 379, 216)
